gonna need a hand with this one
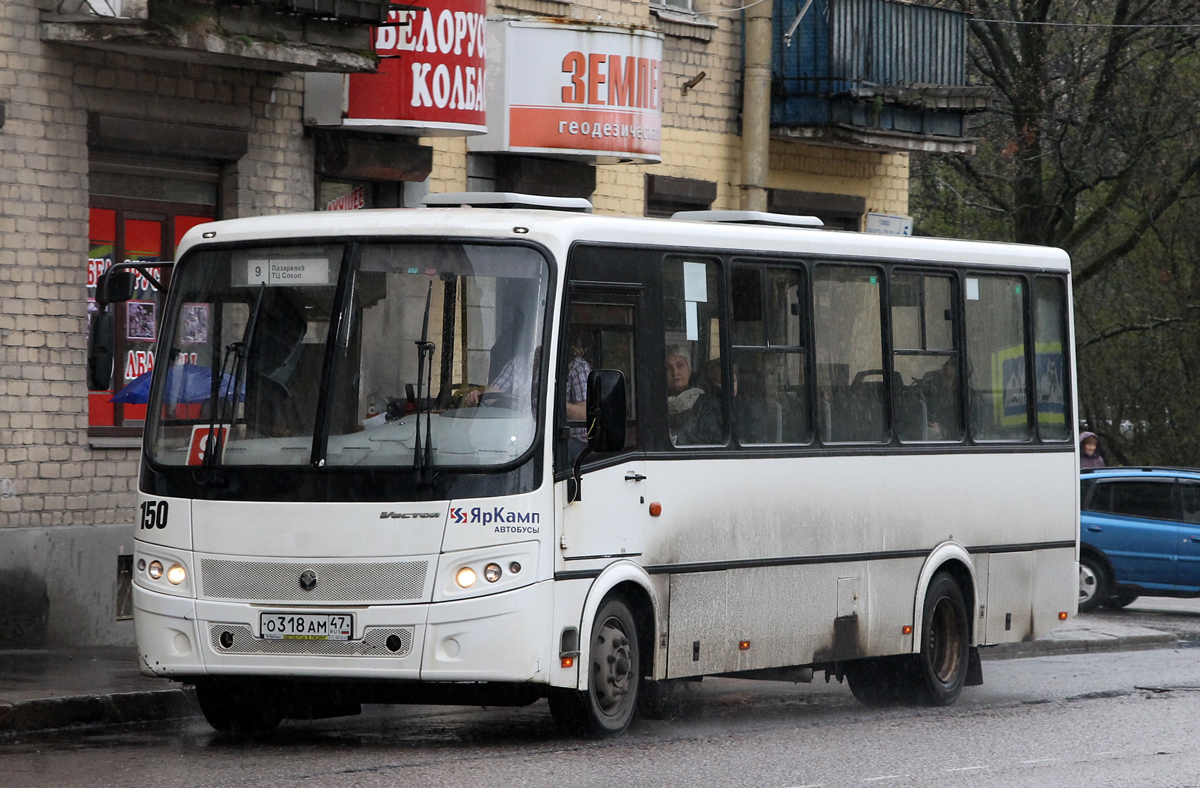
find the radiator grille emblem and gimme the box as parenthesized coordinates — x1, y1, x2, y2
(298, 569, 318, 592)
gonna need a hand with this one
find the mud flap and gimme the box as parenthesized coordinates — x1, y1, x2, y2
(965, 646, 983, 686)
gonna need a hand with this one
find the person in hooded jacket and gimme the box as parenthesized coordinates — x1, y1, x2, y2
(1080, 431, 1106, 469)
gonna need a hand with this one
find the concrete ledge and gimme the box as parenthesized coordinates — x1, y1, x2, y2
(982, 621, 1177, 660)
(0, 687, 196, 734)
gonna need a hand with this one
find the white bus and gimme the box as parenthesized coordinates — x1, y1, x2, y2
(89, 194, 1079, 736)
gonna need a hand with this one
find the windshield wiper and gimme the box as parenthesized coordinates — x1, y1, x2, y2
(412, 281, 436, 485)
(201, 283, 266, 477)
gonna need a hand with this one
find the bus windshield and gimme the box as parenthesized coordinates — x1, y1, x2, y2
(146, 241, 550, 470)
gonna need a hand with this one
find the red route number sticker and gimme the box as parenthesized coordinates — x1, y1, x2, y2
(187, 425, 228, 466)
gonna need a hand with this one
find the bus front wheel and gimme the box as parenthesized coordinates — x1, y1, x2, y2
(913, 572, 970, 706)
(195, 678, 284, 734)
(549, 596, 640, 737)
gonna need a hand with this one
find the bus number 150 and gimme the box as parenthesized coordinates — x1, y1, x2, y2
(140, 500, 168, 530)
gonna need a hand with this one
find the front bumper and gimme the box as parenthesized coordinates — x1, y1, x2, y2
(133, 580, 553, 683)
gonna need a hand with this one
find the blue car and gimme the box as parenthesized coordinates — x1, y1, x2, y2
(1079, 466, 1200, 613)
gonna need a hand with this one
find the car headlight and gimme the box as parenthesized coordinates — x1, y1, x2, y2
(148, 560, 164, 580)
(455, 566, 477, 588)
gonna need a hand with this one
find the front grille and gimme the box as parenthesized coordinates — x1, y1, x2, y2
(208, 623, 414, 657)
(200, 559, 428, 603)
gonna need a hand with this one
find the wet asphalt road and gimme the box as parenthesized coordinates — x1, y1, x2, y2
(5, 601, 1200, 788)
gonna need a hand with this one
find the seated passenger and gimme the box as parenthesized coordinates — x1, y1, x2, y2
(665, 346, 722, 445)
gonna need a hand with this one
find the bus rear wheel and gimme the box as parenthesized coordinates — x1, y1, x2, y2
(195, 678, 284, 734)
(913, 572, 970, 706)
(549, 596, 640, 737)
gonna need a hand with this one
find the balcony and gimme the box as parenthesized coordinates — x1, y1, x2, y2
(771, 0, 994, 154)
(41, 0, 385, 73)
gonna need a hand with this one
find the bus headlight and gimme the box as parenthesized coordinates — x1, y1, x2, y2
(166, 563, 187, 585)
(455, 566, 477, 588)
(484, 563, 502, 583)
(148, 560, 164, 580)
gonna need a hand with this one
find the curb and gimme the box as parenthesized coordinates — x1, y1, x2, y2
(0, 687, 197, 735)
(982, 631, 1177, 660)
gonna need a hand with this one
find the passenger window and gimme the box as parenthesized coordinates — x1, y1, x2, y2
(662, 257, 725, 446)
(1109, 481, 1175, 521)
(891, 273, 961, 442)
(1080, 479, 1096, 510)
(559, 300, 638, 470)
(1034, 277, 1070, 441)
(1181, 483, 1200, 525)
(965, 275, 1031, 441)
(730, 264, 811, 445)
(814, 265, 886, 443)
(1086, 481, 1112, 513)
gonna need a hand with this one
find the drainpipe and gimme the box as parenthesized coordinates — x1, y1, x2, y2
(741, 0, 774, 211)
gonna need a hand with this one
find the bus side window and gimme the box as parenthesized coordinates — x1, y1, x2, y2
(662, 257, 725, 447)
(730, 263, 811, 445)
(814, 264, 886, 444)
(1033, 276, 1070, 441)
(891, 272, 961, 443)
(965, 274, 1032, 442)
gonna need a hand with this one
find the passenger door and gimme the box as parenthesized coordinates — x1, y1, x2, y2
(1084, 479, 1179, 588)
(1171, 480, 1200, 590)
(558, 283, 647, 560)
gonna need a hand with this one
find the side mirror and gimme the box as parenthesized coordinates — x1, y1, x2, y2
(96, 269, 136, 306)
(586, 369, 626, 453)
(86, 307, 115, 391)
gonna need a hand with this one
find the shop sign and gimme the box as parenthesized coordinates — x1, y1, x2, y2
(470, 21, 664, 163)
(125, 349, 154, 382)
(865, 213, 913, 236)
(326, 185, 367, 211)
(305, 0, 487, 136)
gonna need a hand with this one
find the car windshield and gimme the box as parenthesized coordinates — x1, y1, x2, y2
(144, 241, 550, 469)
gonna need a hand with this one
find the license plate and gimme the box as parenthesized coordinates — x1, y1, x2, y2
(260, 612, 353, 641)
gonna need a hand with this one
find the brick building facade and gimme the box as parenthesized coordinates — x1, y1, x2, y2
(1, 0, 965, 647)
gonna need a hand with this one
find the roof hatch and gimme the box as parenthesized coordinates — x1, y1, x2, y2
(671, 210, 823, 227)
(422, 192, 594, 213)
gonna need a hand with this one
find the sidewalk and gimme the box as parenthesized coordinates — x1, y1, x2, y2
(0, 618, 1181, 735)
(0, 648, 195, 734)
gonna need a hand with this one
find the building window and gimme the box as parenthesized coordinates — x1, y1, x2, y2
(644, 175, 717, 218)
(87, 160, 218, 445)
(769, 189, 866, 231)
(313, 131, 432, 210)
(654, 0, 696, 14)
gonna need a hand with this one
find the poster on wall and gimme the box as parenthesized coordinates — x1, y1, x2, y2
(469, 20, 664, 163)
(126, 301, 157, 341)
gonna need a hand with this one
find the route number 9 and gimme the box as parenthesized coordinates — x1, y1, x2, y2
(140, 500, 169, 530)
